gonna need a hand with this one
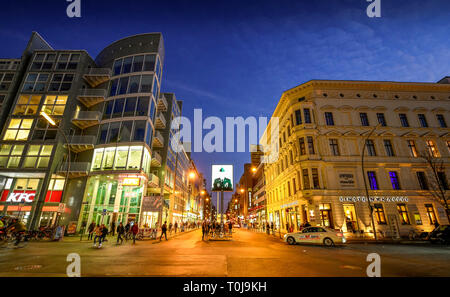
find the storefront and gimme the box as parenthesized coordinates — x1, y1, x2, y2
(77, 174, 146, 232)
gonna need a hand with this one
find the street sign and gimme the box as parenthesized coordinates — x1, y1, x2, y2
(211, 165, 233, 192)
(57, 203, 66, 213)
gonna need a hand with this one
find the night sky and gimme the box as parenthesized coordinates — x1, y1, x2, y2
(1, 0, 449, 205)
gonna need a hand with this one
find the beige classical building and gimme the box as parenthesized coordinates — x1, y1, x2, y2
(263, 79, 450, 239)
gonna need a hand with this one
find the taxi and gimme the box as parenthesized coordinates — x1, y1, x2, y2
(283, 226, 346, 246)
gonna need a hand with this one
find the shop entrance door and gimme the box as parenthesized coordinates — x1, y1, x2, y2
(319, 204, 333, 228)
(343, 204, 359, 233)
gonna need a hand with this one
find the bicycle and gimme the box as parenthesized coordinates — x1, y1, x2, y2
(1, 231, 29, 249)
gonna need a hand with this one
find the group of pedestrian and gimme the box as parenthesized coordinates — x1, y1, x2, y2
(87, 221, 140, 247)
(201, 220, 233, 240)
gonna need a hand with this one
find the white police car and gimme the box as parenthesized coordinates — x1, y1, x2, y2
(283, 226, 346, 246)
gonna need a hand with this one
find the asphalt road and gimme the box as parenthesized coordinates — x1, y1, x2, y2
(1, 229, 449, 277)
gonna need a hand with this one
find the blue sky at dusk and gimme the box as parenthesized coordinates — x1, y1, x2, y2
(1, 0, 449, 205)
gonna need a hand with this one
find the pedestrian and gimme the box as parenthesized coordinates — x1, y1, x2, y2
(131, 223, 139, 244)
(228, 221, 233, 235)
(169, 222, 173, 235)
(116, 222, 125, 244)
(270, 222, 274, 235)
(125, 222, 131, 240)
(93, 224, 102, 247)
(110, 221, 116, 236)
(266, 223, 270, 235)
(160, 221, 168, 241)
(202, 221, 207, 240)
(88, 222, 95, 240)
(100, 224, 108, 247)
(174, 221, 178, 234)
(304, 221, 311, 228)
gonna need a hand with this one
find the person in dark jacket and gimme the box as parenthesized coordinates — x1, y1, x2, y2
(88, 222, 95, 240)
(100, 224, 108, 247)
(110, 221, 116, 236)
(116, 222, 125, 244)
(160, 221, 168, 241)
(131, 223, 139, 244)
(228, 221, 233, 235)
(202, 221, 207, 240)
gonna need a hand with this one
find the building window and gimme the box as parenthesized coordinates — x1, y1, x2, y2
(299, 138, 306, 155)
(12, 94, 42, 115)
(307, 136, 315, 154)
(324, 112, 334, 126)
(389, 171, 401, 190)
(418, 114, 428, 127)
(329, 139, 340, 156)
(302, 169, 310, 189)
(113, 54, 156, 76)
(3, 119, 34, 141)
(23, 145, 53, 168)
(360, 113, 369, 126)
(31, 53, 56, 70)
(425, 204, 437, 225)
(0, 72, 14, 91)
(365, 139, 376, 156)
(48, 73, 74, 92)
(383, 140, 395, 156)
(103, 97, 151, 119)
(437, 172, 449, 190)
(407, 140, 418, 157)
(56, 53, 79, 70)
(367, 171, 378, 190)
(22, 73, 49, 92)
(0, 144, 25, 168)
(436, 114, 447, 128)
(32, 118, 59, 140)
(399, 113, 409, 127)
(426, 140, 439, 157)
(377, 113, 386, 126)
(295, 109, 302, 125)
(312, 168, 320, 189)
(397, 204, 410, 225)
(374, 204, 386, 224)
(304, 109, 311, 123)
(416, 171, 429, 190)
(91, 146, 148, 172)
(41, 95, 68, 116)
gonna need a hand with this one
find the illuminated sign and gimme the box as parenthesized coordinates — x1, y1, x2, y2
(6, 191, 35, 203)
(211, 165, 233, 192)
(122, 178, 140, 186)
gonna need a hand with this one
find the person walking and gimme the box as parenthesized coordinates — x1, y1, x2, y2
(202, 221, 207, 240)
(99, 224, 108, 247)
(110, 221, 116, 236)
(266, 223, 270, 235)
(131, 223, 139, 244)
(93, 224, 102, 247)
(88, 222, 95, 240)
(228, 221, 233, 235)
(270, 222, 274, 235)
(169, 222, 173, 235)
(116, 222, 125, 245)
(160, 221, 168, 241)
(174, 221, 178, 234)
(125, 222, 131, 240)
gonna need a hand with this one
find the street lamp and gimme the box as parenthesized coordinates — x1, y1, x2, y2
(361, 123, 381, 241)
(40, 111, 70, 227)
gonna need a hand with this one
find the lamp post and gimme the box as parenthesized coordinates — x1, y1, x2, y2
(40, 112, 70, 227)
(361, 123, 381, 241)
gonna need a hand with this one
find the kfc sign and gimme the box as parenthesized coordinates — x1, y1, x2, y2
(6, 191, 36, 203)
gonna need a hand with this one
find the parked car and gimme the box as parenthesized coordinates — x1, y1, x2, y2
(428, 225, 450, 244)
(283, 226, 346, 246)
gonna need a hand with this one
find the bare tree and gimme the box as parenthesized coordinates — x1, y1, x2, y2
(419, 150, 450, 223)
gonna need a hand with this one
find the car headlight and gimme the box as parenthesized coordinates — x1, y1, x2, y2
(283, 234, 287, 238)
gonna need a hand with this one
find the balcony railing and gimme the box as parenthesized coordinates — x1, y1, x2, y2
(157, 94, 168, 111)
(66, 135, 96, 153)
(58, 162, 91, 177)
(148, 173, 160, 188)
(83, 68, 112, 87)
(72, 111, 101, 129)
(151, 151, 162, 167)
(152, 131, 164, 147)
(155, 112, 166, 129)
(77, 89, 107, 108)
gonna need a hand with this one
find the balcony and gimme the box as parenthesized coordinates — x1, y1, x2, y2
(72, 111, 101, 129)
(155, 112, 166, 129)
(152, 131, 164, 148)
(83, 68, 111, 88)
(66, 135, 96, 153)
(151, 151, 162, 167)
(157, 94, 168, 111)
(57, 162, 91, 178)
(148, 173, 160, 188)
(77, 89, 106, 108)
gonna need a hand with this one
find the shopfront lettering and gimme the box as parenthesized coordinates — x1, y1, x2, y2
(6, 192, 35, 203)
(339, 196, 408, 203)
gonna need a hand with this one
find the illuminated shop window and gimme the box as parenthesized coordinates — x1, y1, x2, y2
(0, 144, 25, 168)
(48, 178, 65, 191)
(23, 145, 53, 168)
(3, 119, 34, 141)
(397, 204, 410, 225)
(14, 178, 39, 190)
(22, 73, 49, 92)
(374, 204, 386, 224)
(13, 94, 42, 115)
(91, 146, 148, 172)
(41, 95, 67, 115)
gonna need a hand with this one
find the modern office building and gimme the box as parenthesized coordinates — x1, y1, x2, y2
(262, 79, 450, 238)
(0, 31, 203, 232)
